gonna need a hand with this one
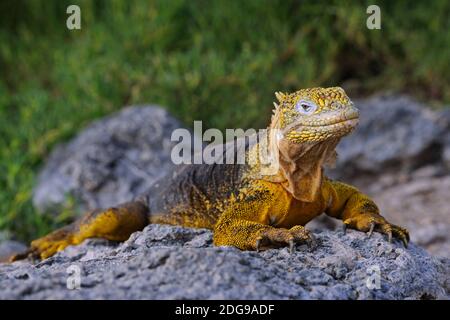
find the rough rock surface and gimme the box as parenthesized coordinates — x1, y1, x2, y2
(32, 106, 186, 214)
(0, 225, 448, 300)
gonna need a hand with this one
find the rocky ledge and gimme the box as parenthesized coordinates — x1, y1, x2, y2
(0, 224, 448, 299)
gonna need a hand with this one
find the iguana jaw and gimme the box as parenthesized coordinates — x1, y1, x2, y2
(283, 107, 359, 143)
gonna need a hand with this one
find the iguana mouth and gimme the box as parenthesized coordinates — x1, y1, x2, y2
(285, 116, 358, 143)
(300, 107, 359, 127)
(303, 117, 359, 128)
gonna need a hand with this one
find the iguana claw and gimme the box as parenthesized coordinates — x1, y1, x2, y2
(344, 214, 409, 248)
(306, 233, 317, 250)
(289, 239, 295, 254)
(255, 238, 262, 252)
(367, 222, 375, 238)
(7, 248, 32, 263)
(342, 223, 347, 234)
(254, 225, 314, 253)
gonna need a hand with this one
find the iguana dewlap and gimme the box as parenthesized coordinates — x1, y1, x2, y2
(16, 87, 409, 260)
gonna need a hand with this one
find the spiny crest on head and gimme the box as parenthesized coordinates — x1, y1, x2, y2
(272, 91, 286, 118)
(274, 91, 285, 102)
(271, 92, 285, 127)
(271, 105, 278, 123)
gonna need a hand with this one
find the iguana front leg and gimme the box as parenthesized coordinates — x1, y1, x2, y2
(213, 196, 315, 252)
(324, 180, 409, 247)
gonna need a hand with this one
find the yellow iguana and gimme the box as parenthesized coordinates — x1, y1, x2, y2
(14, 87, 409, 261)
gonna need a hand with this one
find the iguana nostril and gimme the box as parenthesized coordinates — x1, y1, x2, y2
(344, 107, 359, 120)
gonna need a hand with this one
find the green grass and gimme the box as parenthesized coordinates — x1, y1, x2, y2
(0, 0, 449, 242)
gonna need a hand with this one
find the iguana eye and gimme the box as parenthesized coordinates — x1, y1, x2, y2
(295, 100, 317, 115)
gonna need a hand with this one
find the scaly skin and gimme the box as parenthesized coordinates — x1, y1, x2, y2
(13, 87, 409, 261)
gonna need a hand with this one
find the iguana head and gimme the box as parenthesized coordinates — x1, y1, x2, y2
(271, 87, 359, 143)
(266, 87, 359, 202)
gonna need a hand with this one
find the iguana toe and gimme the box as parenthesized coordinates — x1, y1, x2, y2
(344, 214, 409, 248)
(255, 225, 314, 253)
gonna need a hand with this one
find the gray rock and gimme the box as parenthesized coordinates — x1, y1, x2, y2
(0, 225, 448, 300)
(32, 106, 188, 214)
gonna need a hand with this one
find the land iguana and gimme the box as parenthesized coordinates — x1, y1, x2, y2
(13, 87, 409, 261)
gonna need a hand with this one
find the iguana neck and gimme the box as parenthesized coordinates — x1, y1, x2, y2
(261, 119, 338, 202)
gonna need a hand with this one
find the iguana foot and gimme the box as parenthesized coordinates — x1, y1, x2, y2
(343, 213, 409, 247)
(28, 225, 76, 260)
(255, 225, 316, 253)
(8, 225, 77, 262)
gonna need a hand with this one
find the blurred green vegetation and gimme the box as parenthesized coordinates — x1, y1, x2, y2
(0, 0, 449, 241)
